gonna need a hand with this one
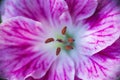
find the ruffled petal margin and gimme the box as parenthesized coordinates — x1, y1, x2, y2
(65, 0, 98, 24)
(2, 0, 72, 27)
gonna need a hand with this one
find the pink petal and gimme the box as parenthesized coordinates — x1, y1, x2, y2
(78, 24, 120, 56)
(0, 17, 57, 80)
(2, 0, 72, 27)
(85, 0, 120, 28)
(76, 0, 120, 56)
(65, 0, 97, 24)
(97, 37, 120, 59)
(75, 76, 82, 80)
(42, 53, 75, 80)
(73, 54, 120, 80)
(25, 76, 40, 80)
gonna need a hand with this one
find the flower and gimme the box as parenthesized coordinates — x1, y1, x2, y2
(0, 0, 120, 80)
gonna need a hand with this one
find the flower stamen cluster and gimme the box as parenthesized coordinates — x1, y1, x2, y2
(45, 26, 75, 55)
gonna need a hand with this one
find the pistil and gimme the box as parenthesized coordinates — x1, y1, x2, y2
(56, 39, 64, 43)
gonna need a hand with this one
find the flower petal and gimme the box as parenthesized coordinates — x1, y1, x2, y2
(0, 16, 57, 80)
(43, 53, 75, 80)
(72, 53, 120, 80)
(75, 76, 82, 80)
(65, 0, 97, 24)
(98, 37, 120, 59)
(76, 0, 120, 56)
(2, 0, 72, 27)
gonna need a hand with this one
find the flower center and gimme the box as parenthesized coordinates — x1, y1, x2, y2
(44, 26, 75, 56)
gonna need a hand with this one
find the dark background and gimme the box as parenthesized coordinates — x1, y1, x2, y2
(0, 0, 3, 23)
(0, 0, 4, 79)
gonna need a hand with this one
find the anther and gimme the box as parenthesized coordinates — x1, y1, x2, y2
(65, 45, 73, 50)
(45, 38, 54, 43)
(56, 39, 64, 43)
(68, 38, 75, 43)
(56, 47, 61, 56)
(61, 26, 67, 35)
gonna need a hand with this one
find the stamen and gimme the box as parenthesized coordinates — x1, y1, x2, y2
(68, 38, 75, 43)
(65, 45, 73, 50)
(45, 38, 54, 43)
(56, 47, 61, 55)
(56, 39, 64, 43)
(61, 26, 67, 35)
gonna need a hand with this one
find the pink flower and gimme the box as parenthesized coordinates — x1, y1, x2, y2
(0, 0, 120, 80)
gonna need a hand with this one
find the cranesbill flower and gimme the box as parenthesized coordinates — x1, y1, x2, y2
(0, 0, 120, 80)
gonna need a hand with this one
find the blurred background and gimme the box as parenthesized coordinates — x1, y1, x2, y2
(0, 0, 3, 23)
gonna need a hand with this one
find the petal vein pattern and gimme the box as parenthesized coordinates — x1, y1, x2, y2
(0, 17, 56, 80)
(74, 55, 120, 80)
(76, 0, 120, 55)
(0, 0, 120, 80)
(2, 0, 72, 27)
(40, 53, 75, 80)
